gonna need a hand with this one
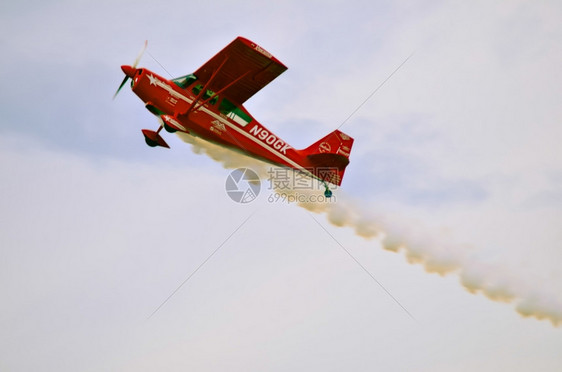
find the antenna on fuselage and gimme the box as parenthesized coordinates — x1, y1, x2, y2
(336, 52, 414, 130)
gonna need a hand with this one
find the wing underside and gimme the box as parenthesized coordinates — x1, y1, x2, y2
(192, 37, 288, 105)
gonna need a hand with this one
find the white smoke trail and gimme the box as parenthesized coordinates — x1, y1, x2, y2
(176, 132, 562, 326)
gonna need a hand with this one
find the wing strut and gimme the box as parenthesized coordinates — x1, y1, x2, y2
(183, 57, 230, 116)
(189, 70, 251, 113)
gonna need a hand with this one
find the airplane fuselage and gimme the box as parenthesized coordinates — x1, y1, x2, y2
(131, 68, 308, 172)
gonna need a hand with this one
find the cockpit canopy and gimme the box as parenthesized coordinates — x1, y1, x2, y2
(170, 73, 252, 126)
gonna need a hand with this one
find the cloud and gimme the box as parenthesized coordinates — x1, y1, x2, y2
(2, 0, 562, 370)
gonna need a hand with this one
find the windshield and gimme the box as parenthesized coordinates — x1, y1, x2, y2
(172, 74, 197, 89)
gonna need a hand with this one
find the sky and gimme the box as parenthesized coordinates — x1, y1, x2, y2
(1, 0, 562, 371)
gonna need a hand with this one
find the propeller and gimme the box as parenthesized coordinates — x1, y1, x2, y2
(113, 40, 148, 99)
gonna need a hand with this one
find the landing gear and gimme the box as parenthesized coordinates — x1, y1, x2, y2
(145, 136, 158, 147)
(141, 127, 170, 148)
(323, 182, 333, 198)
(163, 122, 177, 133)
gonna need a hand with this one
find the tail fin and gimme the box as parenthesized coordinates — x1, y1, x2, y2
(301, 130, 354, 186)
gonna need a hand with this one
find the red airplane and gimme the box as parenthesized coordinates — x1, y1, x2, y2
(114, 37, 354, 197)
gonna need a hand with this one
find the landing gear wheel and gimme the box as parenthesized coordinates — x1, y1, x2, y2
(321, 181, 333, 198)
(163, 123, 177, 133)
(145, 137, 158, 147)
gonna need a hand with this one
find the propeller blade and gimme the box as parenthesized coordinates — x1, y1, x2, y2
(113, 75, 129, 100)
(113, 40, 147, 99)
(132, 40, 148, 68)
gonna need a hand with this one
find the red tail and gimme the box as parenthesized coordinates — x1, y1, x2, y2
(300, 130, 354, 186)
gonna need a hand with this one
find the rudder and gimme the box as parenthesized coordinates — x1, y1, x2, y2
(301, 130, 354, 186)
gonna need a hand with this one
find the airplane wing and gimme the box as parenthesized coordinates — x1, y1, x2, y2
(193, 37, 288, 105)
